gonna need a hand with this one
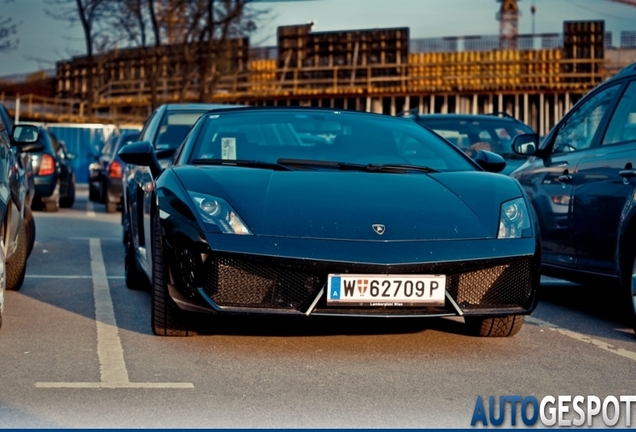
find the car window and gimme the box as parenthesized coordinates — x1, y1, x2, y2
(139, 110, 158, 142)
(417, 119, 533, 157)
(552, 84, 620, 154)
(37, 128, 55, 153)
(156, 110, 208, 150)
(112, 135, 138, 157)
(48, 131, 62, 154)
(190, 111, 475, 172)
(602, 80, 636, 145)
(101, 134, 117, 156)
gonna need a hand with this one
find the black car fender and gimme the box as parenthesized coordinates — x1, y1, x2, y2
(615, 198, 636, 280)
(154, 170, 211, 303)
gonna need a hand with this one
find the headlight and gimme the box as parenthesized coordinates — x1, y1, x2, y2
(188, 192, 252, 235)
(498, 197, 531, 239)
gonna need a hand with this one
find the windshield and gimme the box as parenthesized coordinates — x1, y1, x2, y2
(156, 110, 209, 150)
(188, 110, 476, 172)
(416, 118, 533, 158)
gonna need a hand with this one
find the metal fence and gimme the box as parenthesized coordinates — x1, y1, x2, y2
(408, 32, 619, 53)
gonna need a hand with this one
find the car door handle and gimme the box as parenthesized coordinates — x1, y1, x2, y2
(557, 174, 573, 183)
(619, 169, 636, 179)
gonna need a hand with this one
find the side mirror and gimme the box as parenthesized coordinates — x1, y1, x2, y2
(11, 124, 39, 145)
(474, 150, 506, 173)
(511, 133, 539, 156)
(118, 140, 162, 177)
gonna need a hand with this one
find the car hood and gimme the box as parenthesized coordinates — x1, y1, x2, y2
(173, 166, 522, 241)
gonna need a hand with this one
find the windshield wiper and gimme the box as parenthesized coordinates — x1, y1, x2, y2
(192, 159, 293, 171)
(366, 164, 439, 173)
(277, 158, 438, 173)
(277, 158, 361, 171)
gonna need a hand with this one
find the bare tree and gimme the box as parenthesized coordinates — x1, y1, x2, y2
(106, 0, 148, 48)
(123, 0, 263, 106)
(0, 16, 18, 52)
(146, 0, 162, 110)
(52, 0, 265, 114)
(163, 0, 262, 103)
(198, 0, 253, 102)
(45, 0, 111, 115)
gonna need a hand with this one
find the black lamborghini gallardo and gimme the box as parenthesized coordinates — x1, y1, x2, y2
(119, 107, 540, 337)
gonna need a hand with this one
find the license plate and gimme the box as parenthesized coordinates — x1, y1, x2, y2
(327, 274, 446, 306)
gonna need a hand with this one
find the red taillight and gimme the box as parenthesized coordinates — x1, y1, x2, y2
(108, 161, 122, 179)
(38, 154, 55, 176)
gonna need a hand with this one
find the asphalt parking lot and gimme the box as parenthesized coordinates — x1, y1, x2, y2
(1, 188, 635, 428)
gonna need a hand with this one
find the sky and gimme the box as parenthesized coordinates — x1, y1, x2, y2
(0, 0, 635, 77)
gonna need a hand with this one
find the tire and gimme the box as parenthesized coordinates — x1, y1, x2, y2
(89, 184, 100, 202)
(465, 315, 525, 337)
(124, 238, 148, 291)
(99, 180, 107, 204)
(151, 212, 196, 336)
(60, 180, 75, 208)
(6, 221, 28, 291)
(0, 239, 5, 330)
(106, 201, 117, 213)
(25, 206, 35, 258)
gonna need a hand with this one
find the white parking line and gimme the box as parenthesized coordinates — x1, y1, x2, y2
(86, 200, 96, 217)
(36, 238, 194, 389)
(527, 316, 636, 362)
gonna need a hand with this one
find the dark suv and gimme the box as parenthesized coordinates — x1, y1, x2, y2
(510, 62, 636, 333)
(0, 104, 37, 256)
(0, 119, 43, 329)
(406, 111, 535, 174)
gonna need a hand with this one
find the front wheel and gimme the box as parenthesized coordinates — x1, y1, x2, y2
(464, 315, 525, 337)
(151, 212, 196, 336)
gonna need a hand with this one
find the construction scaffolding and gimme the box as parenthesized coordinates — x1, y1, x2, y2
(1, 20, 631, 133)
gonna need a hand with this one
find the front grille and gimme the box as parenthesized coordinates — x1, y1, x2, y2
(199, 254, 534, 312)
(446, 260, 534, 309)
(202, 256, 324, 309)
